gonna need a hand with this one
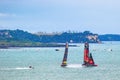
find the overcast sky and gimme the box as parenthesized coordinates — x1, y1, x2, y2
(0, 0, 120, 34)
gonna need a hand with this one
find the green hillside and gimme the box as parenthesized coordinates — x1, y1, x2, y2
(0, 29, 102, 48)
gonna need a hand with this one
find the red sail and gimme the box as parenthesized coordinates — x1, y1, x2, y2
(83, 42, 89, 64)
(83, 42, 97, 67)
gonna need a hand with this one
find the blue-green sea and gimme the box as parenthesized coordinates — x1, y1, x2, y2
(0, 41, 120, 80)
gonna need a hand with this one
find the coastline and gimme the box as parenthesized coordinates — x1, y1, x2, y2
(0, 43, 77, 49)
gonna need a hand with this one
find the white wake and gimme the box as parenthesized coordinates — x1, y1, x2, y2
(0, 67, 31, 70)
(66, 64, 82, 68)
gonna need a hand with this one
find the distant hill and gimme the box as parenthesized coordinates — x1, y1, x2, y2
(0, 29, 39, 42)
(1, 29, 120, 47)
(99, 34, 120, 41)
(0, 29, 41, 47)
(36, 31, 100, 43)
(0, 29, 101, 47)
(0, 29, 100, 43)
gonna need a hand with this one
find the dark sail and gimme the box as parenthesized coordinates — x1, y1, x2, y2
(61, 42, 68, 67)
(88, 53, 95, 65)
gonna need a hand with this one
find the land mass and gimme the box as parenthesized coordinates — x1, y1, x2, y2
(0, 29, 120, 48)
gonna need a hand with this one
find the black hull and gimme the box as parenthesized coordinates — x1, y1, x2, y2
(61, 64, 67, 67)
(82, 64, 97, 67)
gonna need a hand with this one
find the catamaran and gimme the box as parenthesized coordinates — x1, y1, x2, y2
(61, 42, 97, 67)
(61, 42, 68, 67)
(82, 42, 97, 67)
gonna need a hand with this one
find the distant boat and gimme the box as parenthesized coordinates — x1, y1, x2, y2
(0, 45, 8, 49)
(61, 42, 68, 67)
(108, 48, 112, 52)
(29, 66, 34, 69)
(82, 42, 97, 67)
(55, 49, 60, 51)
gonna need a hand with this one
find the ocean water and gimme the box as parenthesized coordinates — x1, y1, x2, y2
(0, 41, 120, 80)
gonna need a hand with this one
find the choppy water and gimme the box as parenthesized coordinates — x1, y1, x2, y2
(0, 41, 120, 80)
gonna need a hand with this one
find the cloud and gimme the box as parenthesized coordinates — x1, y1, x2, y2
(1, 0, 120, 8)
(28, 0, 120, 6)
(0, 13, 16, 17)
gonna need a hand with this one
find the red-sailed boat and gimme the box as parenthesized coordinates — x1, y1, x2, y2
(82, 42, 97, 67)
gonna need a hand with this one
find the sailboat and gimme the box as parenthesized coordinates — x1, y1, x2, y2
(61, 42, 68, 67)
(82, 42, 97, 67)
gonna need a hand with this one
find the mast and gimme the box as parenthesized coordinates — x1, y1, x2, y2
(61, 42, 68, 67)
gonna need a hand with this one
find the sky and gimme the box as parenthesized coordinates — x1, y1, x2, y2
(0, 0, 120, 34)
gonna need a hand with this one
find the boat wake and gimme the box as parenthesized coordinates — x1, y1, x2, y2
(66, 64, 82, 68)
(0, 67, 31, 71)
(15, 67, 31, 70)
